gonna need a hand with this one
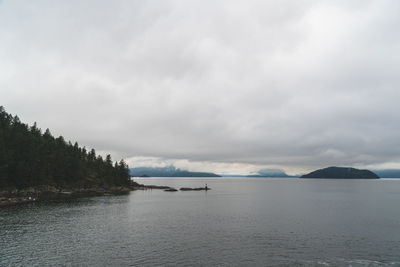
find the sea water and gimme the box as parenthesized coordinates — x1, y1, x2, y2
(1, 178, 400, 266)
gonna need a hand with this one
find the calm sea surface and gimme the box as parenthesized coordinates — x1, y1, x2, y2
(1, 178, 400, 266)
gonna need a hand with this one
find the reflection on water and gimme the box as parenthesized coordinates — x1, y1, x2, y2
(1, 178, 400, 266)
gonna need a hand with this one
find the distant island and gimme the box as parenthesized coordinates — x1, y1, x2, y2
(130, 165, 220, 177)
(301, 166, 379, 179)
(220, 168, 298, 178)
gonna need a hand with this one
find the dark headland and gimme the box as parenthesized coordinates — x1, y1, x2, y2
(0, 106, 143, 206)
(0, 106, 207, 207)
(301, 166, 380, 179)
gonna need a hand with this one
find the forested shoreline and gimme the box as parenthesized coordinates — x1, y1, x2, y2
(0, 106, 131, 190)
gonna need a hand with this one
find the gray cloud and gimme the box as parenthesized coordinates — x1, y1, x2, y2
(1, 0, 399, 173)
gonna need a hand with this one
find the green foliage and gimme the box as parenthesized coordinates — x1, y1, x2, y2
(0, 106, 131, 189)
(300, 166, 379, 179)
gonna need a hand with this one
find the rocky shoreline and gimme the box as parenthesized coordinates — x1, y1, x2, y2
(0, 185, 132, 207)
(179, 187, 210, 191)
(0, 184, 211, 207)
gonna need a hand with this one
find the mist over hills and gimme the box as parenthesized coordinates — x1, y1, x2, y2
(131, 166, 296, 178)
(249, 168, 295, 177)
(130, 166, 220, 177)
(129, 164, 400, 179)
(220, 168, 296, 177)
(373, 169, 400, 178)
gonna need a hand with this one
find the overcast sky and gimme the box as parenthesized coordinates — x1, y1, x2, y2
(1, 0, 399, 174)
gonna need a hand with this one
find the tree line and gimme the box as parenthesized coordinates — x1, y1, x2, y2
(0, 106, 131, 189)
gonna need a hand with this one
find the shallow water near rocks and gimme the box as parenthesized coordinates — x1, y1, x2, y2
(1, 178, 400, 266)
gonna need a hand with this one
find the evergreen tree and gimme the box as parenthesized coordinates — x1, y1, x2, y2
(0, 106, 131, 189)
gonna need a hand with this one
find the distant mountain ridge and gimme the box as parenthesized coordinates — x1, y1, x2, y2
(220, 168, 297, 178)
(248, 168, 292, 177)
(373, 169, 400, 178)
(130, 166, 220, 177)
(301, 166, 379, 179)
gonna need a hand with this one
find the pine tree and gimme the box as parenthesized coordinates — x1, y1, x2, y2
(0, 107, 131, 189)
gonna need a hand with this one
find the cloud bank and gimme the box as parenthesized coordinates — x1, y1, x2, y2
(1, 0, 399, 173)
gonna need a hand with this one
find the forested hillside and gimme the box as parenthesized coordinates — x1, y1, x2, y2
(0, 106, 130, 189)
(300, 166, 379, 179)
